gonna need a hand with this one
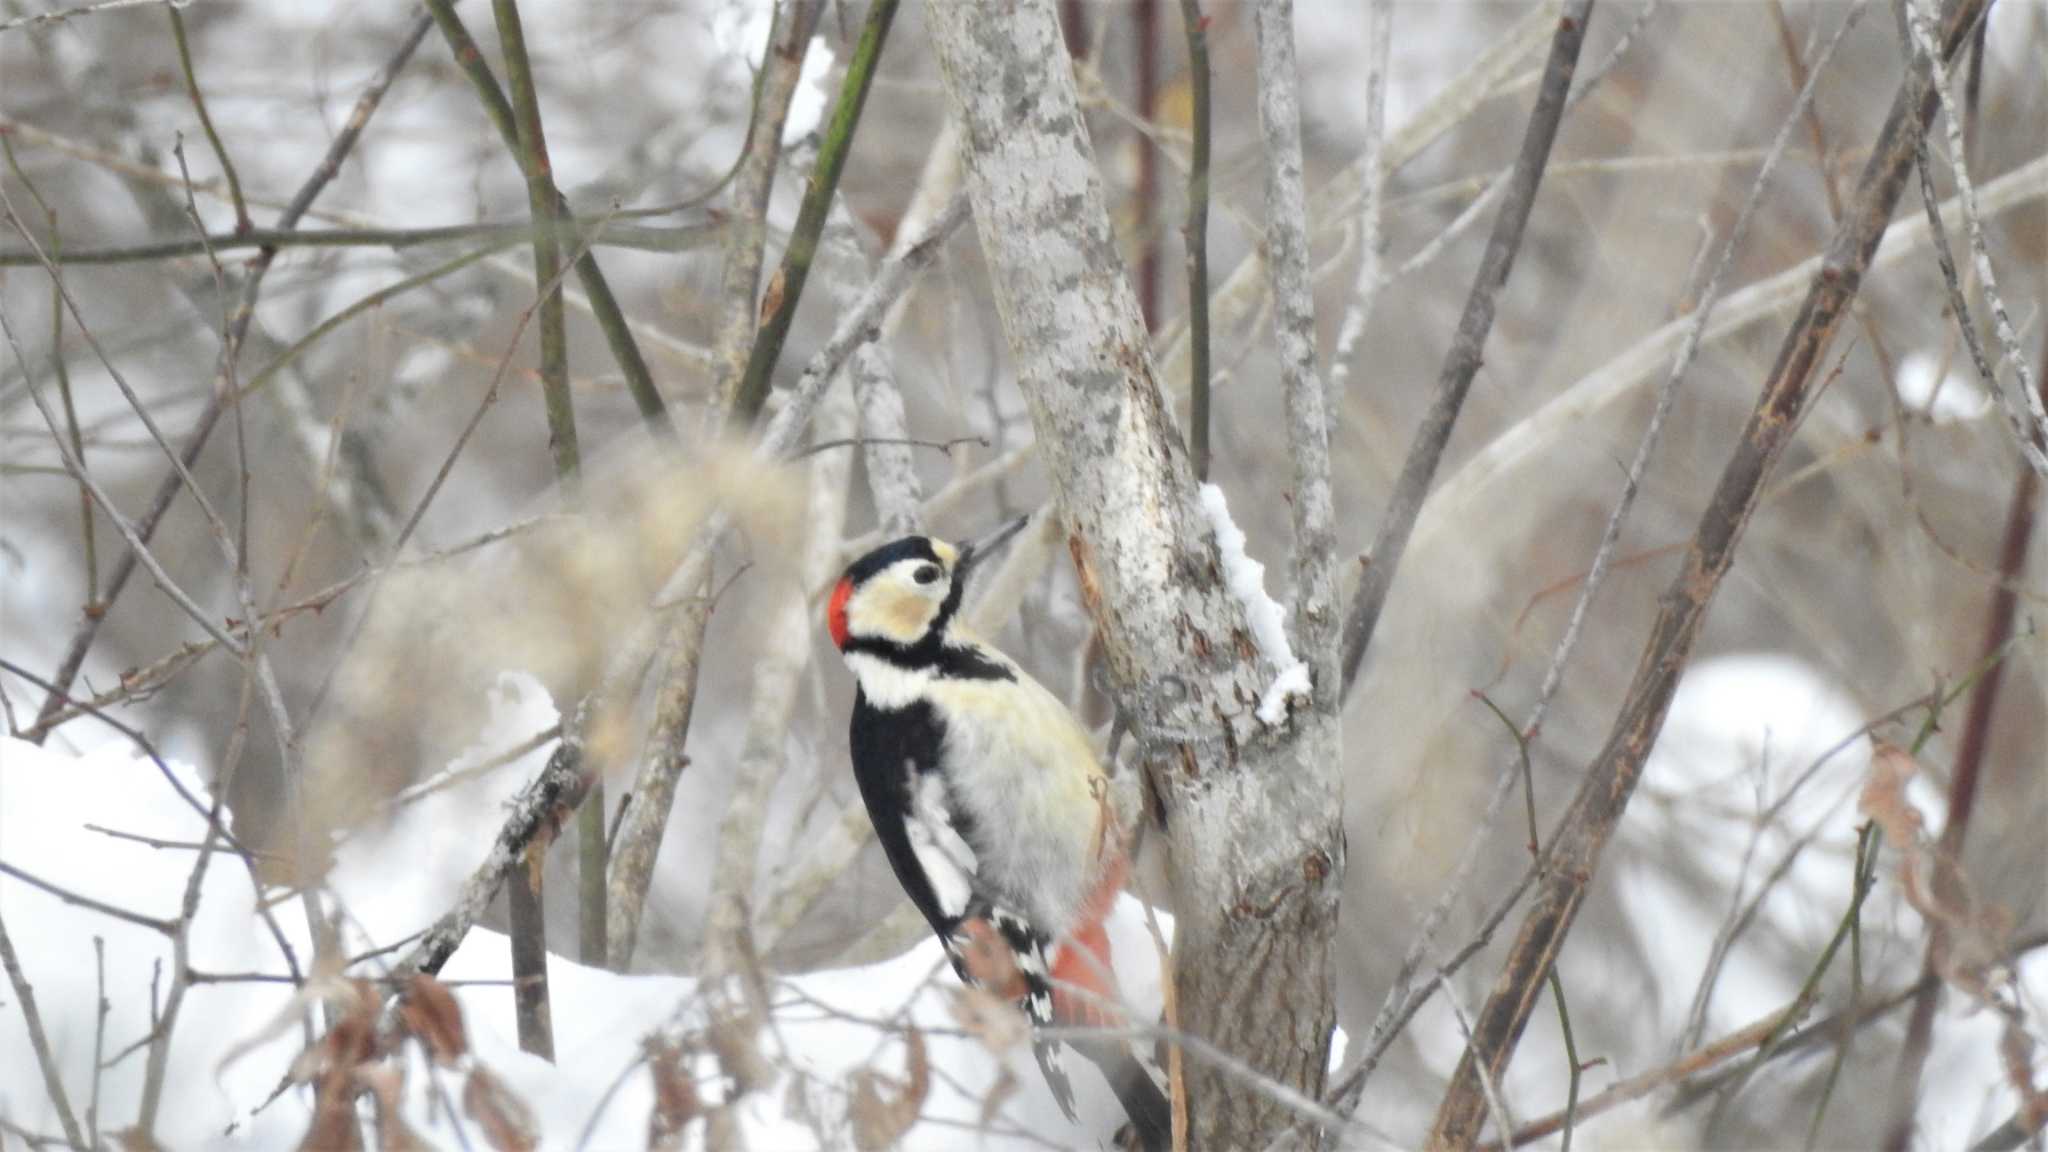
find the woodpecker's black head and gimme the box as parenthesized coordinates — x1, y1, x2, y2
(828, 518, 1028, 650)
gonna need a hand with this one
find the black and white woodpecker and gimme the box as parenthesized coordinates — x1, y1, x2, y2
(828, 520, 1171, 1150)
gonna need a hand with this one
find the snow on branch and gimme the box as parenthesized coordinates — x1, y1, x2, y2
(1197, 484, 1307, 725)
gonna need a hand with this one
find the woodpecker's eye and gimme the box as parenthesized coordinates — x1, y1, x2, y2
(913, 564, 942, 586)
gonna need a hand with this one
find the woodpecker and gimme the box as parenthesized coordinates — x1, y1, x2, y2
(828, 521, 1170, 1150)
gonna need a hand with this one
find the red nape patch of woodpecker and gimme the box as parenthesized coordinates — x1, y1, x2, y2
(827, 576, 854, 648)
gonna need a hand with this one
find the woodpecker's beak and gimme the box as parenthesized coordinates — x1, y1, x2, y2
(953, 515, 1030, 587)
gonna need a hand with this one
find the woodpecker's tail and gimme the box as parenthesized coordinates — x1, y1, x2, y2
(1073, 1038, 1171, 1152)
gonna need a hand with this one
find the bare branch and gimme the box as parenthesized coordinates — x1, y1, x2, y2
(1250, 0, 1341, 714)
(0, 911, 88, 1151)
(1900, 0, 2048, 474)
(1335, 1, 1865, 1111)
(1337, 0, 1596, 693)
(24, 11, 432, 738)
(1424, 2, 1992, 1142)
(730, 0, 903, 425)
(1325, 0, 1393, 418)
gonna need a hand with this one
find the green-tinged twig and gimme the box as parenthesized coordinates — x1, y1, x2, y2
(1802, 833, 1865, 1151)
(498, 0, 583, 1034)
(1701, 824, 1879, 1140)
(729, 0, 901, 427)
(0, 136, 95, 607)
(0, 216, 719, 266)
(707, 0, 823, 408)
(1475, 691, 1591, 1152)
(1178, 0, 1213, 480)
(423, 0, 675, 438)
(1705, 631, 2021, 1138)
(493, 0, 577, 486)
(166, 4, 248, 234)
(239, 239, 518, 399)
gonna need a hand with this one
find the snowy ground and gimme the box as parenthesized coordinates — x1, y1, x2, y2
(0, 674, 1157, 1150)
(3, 658, 2042, 1149)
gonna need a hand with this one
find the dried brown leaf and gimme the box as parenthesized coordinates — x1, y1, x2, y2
(1860, 743, 2016, 997)
(464, 1064, 538, 1152)
(1998, 1007, 2048, 1134)
(297, 1084, 365, 1152)
(646, 1036, 704, 1152)
(709, 1009, 774, 1097)
(1857, 742, 1925, 846)
(849, 1028, 929, 1151)
(356, 1062, 430, 1152)
(704, 1104, 743, 1152)
(399, 973, 469, 1066)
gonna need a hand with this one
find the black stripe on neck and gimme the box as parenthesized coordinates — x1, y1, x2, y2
(844, 633, 1015, 682)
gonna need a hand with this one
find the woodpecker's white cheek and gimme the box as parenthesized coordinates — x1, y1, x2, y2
(843, 652, 931, 709)
(847, 580, 941, 646)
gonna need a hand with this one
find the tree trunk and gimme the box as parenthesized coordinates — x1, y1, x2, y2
(925, 1, 1344, 1144)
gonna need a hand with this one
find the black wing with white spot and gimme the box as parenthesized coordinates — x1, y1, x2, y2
(847, 692, 1079, 1119)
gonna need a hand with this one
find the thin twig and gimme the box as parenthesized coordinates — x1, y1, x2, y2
(729, 0, 902, 426)
(23, 11, 432, 738)
(1337, 0, 1596, 691)
(1483, 928, 2048, 1149)
(0, 299, 244, 655)
(422, 0, 677, 436)
(0, 861, 178, 935)
(0, 216, 720, 267)
(1336, 6, 1862, 1116)
(0, 910, 89, 1150)
(1901, 0, 2048, 474)
(707, 0, 824, 406)
(1178, 0, 1213, 480)
(165, 3, 247, 233)
(1423, 2, 1992, 1141)
(1326, 0, 1393, 422)
(1701, 824, 1881, 1139)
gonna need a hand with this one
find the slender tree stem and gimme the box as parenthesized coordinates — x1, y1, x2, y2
(491, 0, 580, 1047)
(729, 0, 901, 426)
(0, 912, 88, 1151)
(422, 0, 677, 438)
(1424, 1, 1990, 1142)
(1178, 0, 1213, 480)
(165, 4, 248, 234)
(24, 12, 433, 739)
(0, 216, 718, 267)
(1339, 0, 1596, 690)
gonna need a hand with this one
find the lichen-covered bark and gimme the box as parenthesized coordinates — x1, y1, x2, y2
(925, 0, 1342, 1143)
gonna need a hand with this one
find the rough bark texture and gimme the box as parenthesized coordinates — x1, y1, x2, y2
(925, 1, 1342, 1144)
